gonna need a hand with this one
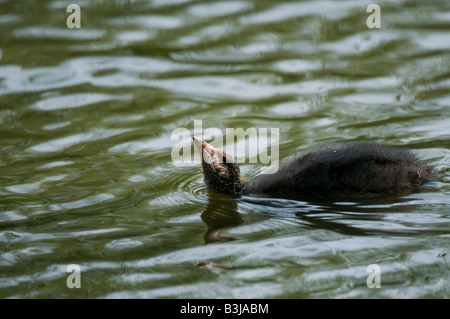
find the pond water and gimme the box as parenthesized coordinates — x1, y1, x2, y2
(0, 0, 449, 299)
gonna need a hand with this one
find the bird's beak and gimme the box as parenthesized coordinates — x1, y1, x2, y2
(193, 136, 222, 165)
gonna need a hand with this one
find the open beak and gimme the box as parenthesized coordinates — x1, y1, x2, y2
(193, 136, 223, 165)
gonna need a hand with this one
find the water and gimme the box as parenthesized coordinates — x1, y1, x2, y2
(0, 0, 449, 299)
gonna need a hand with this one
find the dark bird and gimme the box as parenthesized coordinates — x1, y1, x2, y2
(193, 137, 435, 200)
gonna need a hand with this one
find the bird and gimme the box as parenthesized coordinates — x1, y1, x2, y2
(192, 137, 436, 200)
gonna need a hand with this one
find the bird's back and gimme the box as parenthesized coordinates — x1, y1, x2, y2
(243, 143, 435, 200)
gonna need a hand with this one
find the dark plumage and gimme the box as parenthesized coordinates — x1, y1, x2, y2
(193, 137, 436, 200)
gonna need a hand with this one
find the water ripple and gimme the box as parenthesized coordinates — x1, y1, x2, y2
(49, 193, 115, 211)
(30, 93, 132, 111)
(188, 1, 252, 18)
(29, 128, 132, 153)
(148, 168, 208, 207)
(13, 27, 105, 40)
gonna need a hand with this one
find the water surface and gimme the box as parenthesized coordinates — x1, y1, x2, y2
(0, 0, 449, 298)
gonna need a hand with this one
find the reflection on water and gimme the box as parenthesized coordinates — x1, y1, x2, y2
(0, 0, 450, 298)
(201, 195, 244, 244)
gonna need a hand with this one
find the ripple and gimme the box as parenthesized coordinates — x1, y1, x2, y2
(272, 59, 323, 74)
(413, 32, 450, 51)
(127, 175, 147, 183)
(115, 30, 155, 44)
(399, 118, 450, 143)
(174, 23, 236, 46)
(154, 76, 340, 100)
(320, 32, 401, 55)
(108, 15, 183, 29)
(149, 0, 194, 8)
(49, 193, 115, 211)
(0, 245, 55, 268)
(148, 169, 207, 207)
(0, 56, 193, 94)
(335, 92, 396, 105)
(114, 272, 171, 283)
(67, 227, 125, 237)
(103, 281, 282, 299)
(239, 196, 323, 217)
(30, 93, 132, 111)
(29, 128, 132, 153)
(37, 161, 74, 169)
(14, 27, 105, 40)
(108, 135, 173, 154)
(105, 239, 144, 250)
(126, 235, 333, 270)
(0, 13, 22, 25)
(187, 1, 252, 18)
(233, 267, 281, 280)
(42, 121, 72, 130)
(0, 211, 27, 222)
(5, 182, 42, 194)
(240, 1, 356, 25)
(270, 101, 311, 116)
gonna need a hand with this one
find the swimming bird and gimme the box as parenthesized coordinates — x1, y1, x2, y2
(193, 137, 435, 200)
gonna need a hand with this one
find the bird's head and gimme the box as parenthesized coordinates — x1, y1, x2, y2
(193, 137, 243, 195)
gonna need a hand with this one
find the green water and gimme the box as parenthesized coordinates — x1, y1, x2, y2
(1, 0, 449, 299)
